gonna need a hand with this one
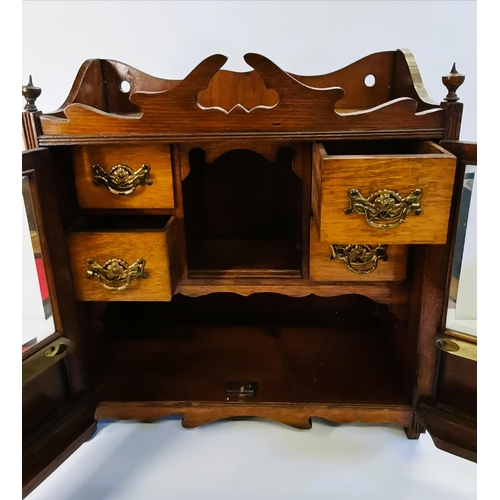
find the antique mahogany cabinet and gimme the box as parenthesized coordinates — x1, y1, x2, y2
(22, 49, 477, 496)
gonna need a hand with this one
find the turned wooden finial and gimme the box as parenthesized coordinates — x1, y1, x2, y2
(442, 63, 465, 102)
(22, 75, 42, 112)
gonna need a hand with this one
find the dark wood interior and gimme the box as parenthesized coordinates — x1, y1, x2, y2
(182, 147, 302, 278)
(321, 139, 445, 156)
(66, 214, 172, 232)
(96, 294, 410, 407)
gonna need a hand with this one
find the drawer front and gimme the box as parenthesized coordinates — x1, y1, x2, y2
(67, 219, 178, 301)
(312, 141, 456, 244)
(310, 220, 408, 281)
(72, 144, 175, 209)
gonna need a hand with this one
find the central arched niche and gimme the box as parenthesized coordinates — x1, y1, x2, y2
(182, 146, 302, 278)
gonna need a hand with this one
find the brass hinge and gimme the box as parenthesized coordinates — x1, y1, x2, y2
(436, 334, 477, 362)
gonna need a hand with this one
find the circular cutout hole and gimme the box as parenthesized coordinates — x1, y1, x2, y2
(364, 74, 376, 88)
(120, 80, 131, 93)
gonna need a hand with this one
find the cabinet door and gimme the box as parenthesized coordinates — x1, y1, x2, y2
(22, 148, 97, 497)
(416, 141, 477, 462)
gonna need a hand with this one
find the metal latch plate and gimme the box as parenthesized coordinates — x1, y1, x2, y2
(226, 381, 258, 397)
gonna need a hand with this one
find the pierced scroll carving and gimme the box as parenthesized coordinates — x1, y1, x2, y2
(197, 70, 279, 113)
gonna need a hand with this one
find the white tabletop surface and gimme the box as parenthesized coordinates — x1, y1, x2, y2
(26, 417, 477, 500)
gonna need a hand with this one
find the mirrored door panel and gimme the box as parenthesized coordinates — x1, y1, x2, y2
(22, 175, 55, 352)
(446, 162, 477, 338)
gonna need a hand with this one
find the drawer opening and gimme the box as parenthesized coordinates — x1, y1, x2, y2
(182, 147, 302, 278)
(95, 294, 413, 412)
(320, 139, 449, 157)
(67, 215, 172, 233)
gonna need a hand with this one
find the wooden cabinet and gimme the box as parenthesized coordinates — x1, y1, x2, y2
(21, 49, 476, 497)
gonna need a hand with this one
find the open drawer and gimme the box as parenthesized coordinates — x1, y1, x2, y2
(311, 140, 456, 244)
(66, 216, 180, 301)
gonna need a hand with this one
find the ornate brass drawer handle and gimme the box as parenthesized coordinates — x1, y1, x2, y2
(86, 258, 147, 291)
(92, 163, 152, 195)
(344, 188, 423, 229)
(329, 244, 388, 274)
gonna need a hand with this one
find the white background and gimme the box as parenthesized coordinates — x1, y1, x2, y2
(19, 2, 479, 499)
(27, 417, 477, 500)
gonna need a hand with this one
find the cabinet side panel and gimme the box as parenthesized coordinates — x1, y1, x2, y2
(311, 142, 322, 237)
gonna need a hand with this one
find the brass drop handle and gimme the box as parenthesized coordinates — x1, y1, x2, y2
(329, 244, 388, 274)
(93, 163, 152, 195)
(86, 258, 147, 291)
(344, 188, 423, 229)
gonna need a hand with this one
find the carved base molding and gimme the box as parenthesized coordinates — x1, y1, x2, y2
(95, 402, 413, 431)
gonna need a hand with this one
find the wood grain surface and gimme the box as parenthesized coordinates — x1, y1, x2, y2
(96, 401, 412, 430)
(67, 218, 177, 301)
(72, 143, 174, 209)
(313, 141, 456, 244)
(95, 303, 412, 427)
(39, 51, 444, 139)
(309, 221, 408, 281)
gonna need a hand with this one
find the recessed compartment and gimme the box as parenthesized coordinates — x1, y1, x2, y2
(72, 143, 175, 209)
(95, 294, 412, 426)
(312, 140, 456, 244)
(66, 215, 180, 301)
(181, 146, 303, 278)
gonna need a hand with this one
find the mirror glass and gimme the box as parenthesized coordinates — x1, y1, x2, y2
(22, 175, 55, 353)
(446, 163, 477, 337)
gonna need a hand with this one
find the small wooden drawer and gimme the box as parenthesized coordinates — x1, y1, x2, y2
(311, 140, 456, 244)
(67, 216, 180, 301)
(72, 144, 175, 209)
(310, 220, 408, 281)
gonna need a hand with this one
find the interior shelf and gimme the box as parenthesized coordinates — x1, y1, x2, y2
(187, 238, 301, 278)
